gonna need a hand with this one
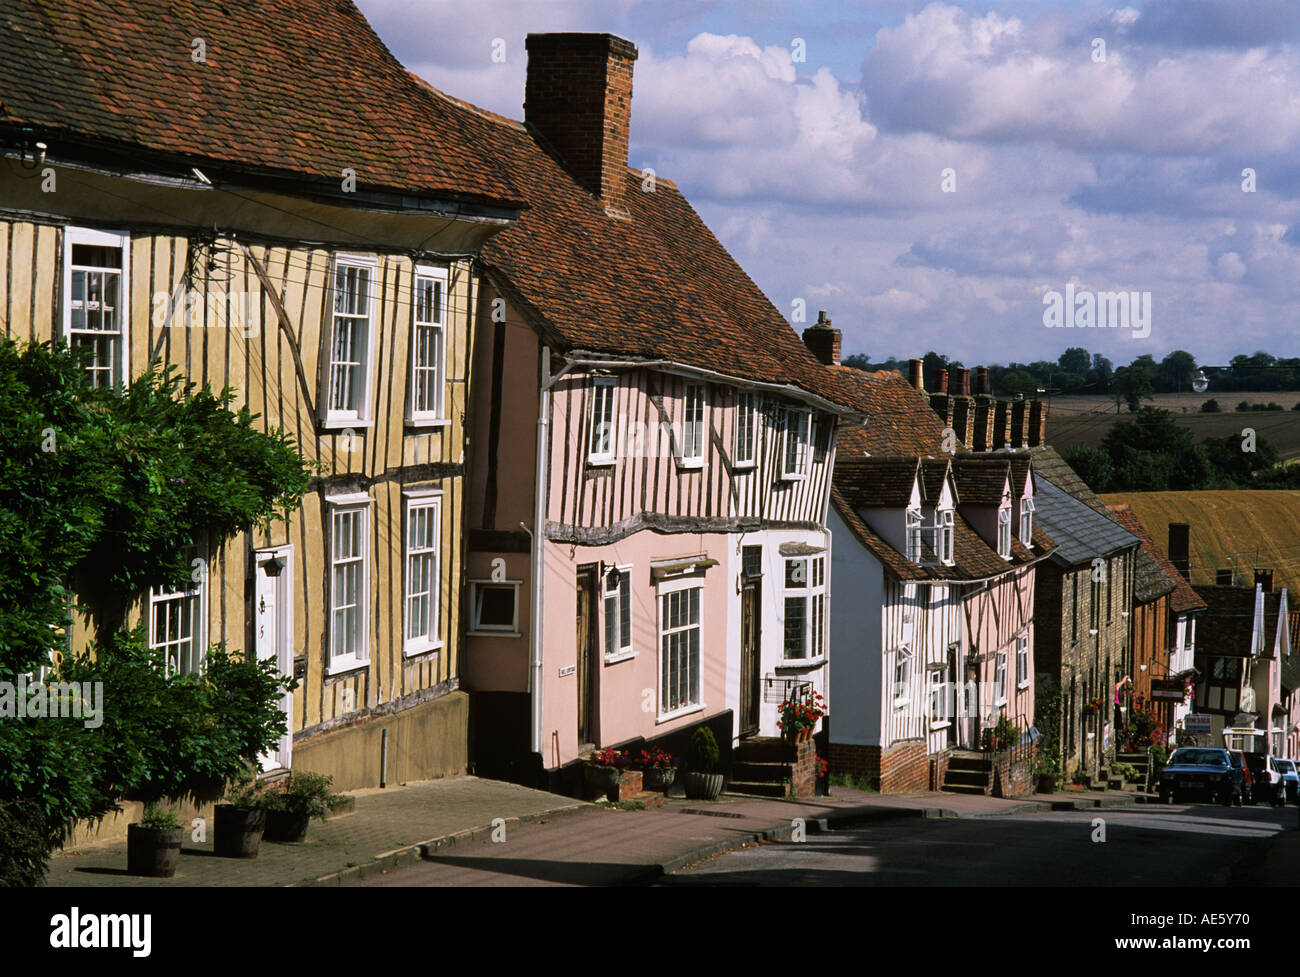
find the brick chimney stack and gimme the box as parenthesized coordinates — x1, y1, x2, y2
(952, 368, 974, 448)
(525, 33, 638, 218)
(1010, 398, 1027, 447)
(929, 369, 952, 428)
(991, 400, 1009, 450)
(802, 310, 841, 366)
(1168, 522, 1190, 580)
(957, 369, 971, 396)
(1028, 398, 1047, 447)
(1255, 568, 1274, 593)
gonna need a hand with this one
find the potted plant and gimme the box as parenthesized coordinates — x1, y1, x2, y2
(263, 771, 348, 843)
(634, 747, 680, 792)
(683, 727, 723, 800)
(126, 803, 184, 878)
(1032, 753, 1060, 794)
(776, 693, 827, 743)
(214, 772, 269, 858)
(582, 748, 628, 801)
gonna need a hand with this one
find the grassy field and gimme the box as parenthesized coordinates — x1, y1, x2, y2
(1098, 490, 1300, 595)
(1048, 392, 1300, 461)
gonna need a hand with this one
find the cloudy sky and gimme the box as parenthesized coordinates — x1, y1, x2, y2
(357, 0, 1300, 369)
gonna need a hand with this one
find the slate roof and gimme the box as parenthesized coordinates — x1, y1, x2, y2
(0, 0, 523, 207)
(1287, 612, 1300, 694)
(1032, 475, 1138, 566)
(1106, 504, 1206, 612)
(1029, 445, 1113, 517)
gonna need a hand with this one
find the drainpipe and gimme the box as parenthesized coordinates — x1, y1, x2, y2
(528, 347, 552, 756)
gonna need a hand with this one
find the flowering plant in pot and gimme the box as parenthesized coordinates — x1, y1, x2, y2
(127, 803, 184, 878)
(214, 771, 270, 858)
(776, 693, 827, 741)
(582, 748, 629, 800)
(633, 747, 680, 792)
(262, 771, 348, 843)
(683, 727, 723, 800)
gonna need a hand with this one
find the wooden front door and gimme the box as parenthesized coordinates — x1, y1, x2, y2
(576, 566, 598, 746)
(740, 579, 761, 737)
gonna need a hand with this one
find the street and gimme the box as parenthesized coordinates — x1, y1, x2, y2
(660, 803, 1292, 886)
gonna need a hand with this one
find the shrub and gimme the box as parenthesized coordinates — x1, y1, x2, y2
(981, 715, 1022, 752)
(139, 803, 181, 830)
(1200, 399, 1221, 413)
(263, 771, 348, 821)
(687, 727, 720, 774)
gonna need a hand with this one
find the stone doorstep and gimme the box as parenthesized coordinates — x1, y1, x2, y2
(300, 799, 589, 886)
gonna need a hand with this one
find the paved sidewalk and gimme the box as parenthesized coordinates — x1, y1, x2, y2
(42, 777, 1154, 887)
(348, 787, 1111, 887)
(45, 777, 586, 887)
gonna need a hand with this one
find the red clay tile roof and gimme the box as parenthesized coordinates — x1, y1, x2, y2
(832, 368, 949, 455)
(1195, 584, 1285, 658)
(1106, 504, 1206, 612)
(952, 458, 1011, 506)
(1, 0, 522, 206)
(402, 78, 876, 406)
(834, 456, 920, 508)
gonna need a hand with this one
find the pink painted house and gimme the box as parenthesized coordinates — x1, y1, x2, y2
(448, 34, 863, 788)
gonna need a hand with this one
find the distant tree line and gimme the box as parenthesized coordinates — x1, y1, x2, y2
(842, 347, 1300, 406)
(1062, 408, 1300, 493)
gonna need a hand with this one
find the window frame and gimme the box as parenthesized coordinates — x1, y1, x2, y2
(734, 391, 759, 469)
(781, 407, 811, 480)
(906, 507, 923, 563)
(1019, 497, 1035, 547)
(1016, 633, 1030, 689)
(148, 545, 208, 678)
(468, 580, 522, 636)
(928, 667, 950, 728)
(939, 507, 955, 565)
(994, 650, 1009, 706)
(407, 264, 448, 425)
(320, 254, 379, 430)
(894, 646, 912, 707)
(62, 226, 130, 389)
(327, 497, 372, 674)
(997, 505, 1012, 559)
(587, 377, 617, 465)
(657, 576, 703, 721)
(402, 492, 442, 656)
(679, 383, 706, 468)
(603, 563, 634, 661)
(782, 555, 827, 662)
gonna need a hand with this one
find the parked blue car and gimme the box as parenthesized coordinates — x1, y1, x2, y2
(1157, 747, 1243, 806)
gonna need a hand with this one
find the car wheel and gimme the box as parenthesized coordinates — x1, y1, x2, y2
(1221, 788, 1233, 806)
(1160, 790, 1171, 804)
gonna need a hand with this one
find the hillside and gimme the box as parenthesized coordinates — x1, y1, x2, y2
(1049, 392, 1300, 462)
(1098, 490, 1300, 596)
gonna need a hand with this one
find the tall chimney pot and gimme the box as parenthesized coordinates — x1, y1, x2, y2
(801, 310, 842, 366)
(1168, 522, 1190, 580)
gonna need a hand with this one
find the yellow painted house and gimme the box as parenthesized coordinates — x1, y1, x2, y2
(0, 0, 524, 798)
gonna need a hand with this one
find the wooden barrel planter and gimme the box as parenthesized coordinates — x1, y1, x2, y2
(263, 809, 311, 843)
(213, 804, 266, 858)
(126, 824, 183, 878)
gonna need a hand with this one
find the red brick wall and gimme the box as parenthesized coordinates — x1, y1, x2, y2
(990, 744, 1035, 797)
(829, 742, 881, 782)
(790, 733, 817, 799)
(879, 740, 929, 793)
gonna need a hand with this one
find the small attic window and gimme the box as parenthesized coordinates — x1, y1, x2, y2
(906, 508, 923, 563)
(998, 506, 1012, 559)
(1019, 497, 1035, 547)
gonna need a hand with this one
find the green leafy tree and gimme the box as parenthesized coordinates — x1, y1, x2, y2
(0, 339, 311, 881)
(1114, 363, 1156, 412)
(1158, 350, 1198, 393)
(1058, 347, 1091, 377)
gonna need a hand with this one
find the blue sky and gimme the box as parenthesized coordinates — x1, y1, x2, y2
(357, 0, 1300, 369)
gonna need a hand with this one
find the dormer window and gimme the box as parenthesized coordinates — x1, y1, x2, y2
(939, 508, 955, 564)
(998, 506, 1012, 559)
(1019, 497, 1035, 546)
(906, 508, 923, 563)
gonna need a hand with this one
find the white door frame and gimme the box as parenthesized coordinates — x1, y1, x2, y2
(255, 544, 295, 772)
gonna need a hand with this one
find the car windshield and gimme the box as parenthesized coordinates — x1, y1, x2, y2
(1170, 749, 1227, 766)
(1276, 760, 1294, 774)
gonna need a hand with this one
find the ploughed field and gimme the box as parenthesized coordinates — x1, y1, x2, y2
(1048, 391, 1300, 462)
(1098, 490, 1300, 596)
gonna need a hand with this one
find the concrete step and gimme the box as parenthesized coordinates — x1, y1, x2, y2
(727, 780, 787, 799)
(944, 770, 990, 787)
(941, 784, 989, 795)
(735, 737, 793, 763)
(947, 757, 991, 773)
(732, 760, 788, 783)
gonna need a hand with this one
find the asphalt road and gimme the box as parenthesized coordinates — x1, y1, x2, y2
(660, 803, 1293, 886)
